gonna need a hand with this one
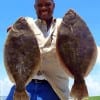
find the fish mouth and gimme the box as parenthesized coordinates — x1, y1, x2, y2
(67, 9, 75, 14)
(12, 18, 28, 32)
(65, 9, 76, 17)
(63, 9, 76, 23)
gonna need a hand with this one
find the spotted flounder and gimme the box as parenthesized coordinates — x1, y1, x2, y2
(4, 17, 40, 100)
(56, 9, 97, 100)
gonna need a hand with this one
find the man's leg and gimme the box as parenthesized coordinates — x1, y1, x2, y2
(6, 85, 15, 100)
(6, 80, 60, 100)
(27, 79, 60, 100)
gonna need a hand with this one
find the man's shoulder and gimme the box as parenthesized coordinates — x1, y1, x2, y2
(55, 18, 62, 25)
(56, 18, 62, 21)
(25, 16, 36, 22)
(24, 17, 38, 26)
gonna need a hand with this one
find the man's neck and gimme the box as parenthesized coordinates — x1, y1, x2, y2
(45, 17, 53, 30)
(39, 17, 53, 30)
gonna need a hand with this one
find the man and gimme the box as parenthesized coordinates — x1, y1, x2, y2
(6, 0, 69, 100)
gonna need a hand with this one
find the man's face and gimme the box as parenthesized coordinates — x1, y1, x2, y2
(34, 0, 55, 21)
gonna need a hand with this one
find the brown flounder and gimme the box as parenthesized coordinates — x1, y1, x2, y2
(56, 9, 97, 100)
(4, 17, 40, 100)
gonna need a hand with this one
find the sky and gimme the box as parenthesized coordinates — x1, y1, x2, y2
(0, 0, 100, 97)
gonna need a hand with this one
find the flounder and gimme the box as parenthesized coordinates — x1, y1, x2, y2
(56, 9, 97, 100)
(4, 17, 40, 100)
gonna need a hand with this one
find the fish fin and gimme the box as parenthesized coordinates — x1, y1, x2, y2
(13, 90, 30, 100)
(70, 77, 88, 100)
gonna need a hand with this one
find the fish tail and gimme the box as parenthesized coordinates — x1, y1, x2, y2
(70, 77, 88, 100)
(13, 90, 30, 100)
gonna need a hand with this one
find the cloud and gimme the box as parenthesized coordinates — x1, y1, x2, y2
(96, 46, 100, 64)
(0, 77, 14, 96)
(86, 75, 100, 96)
(69, 74, 100, 96)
